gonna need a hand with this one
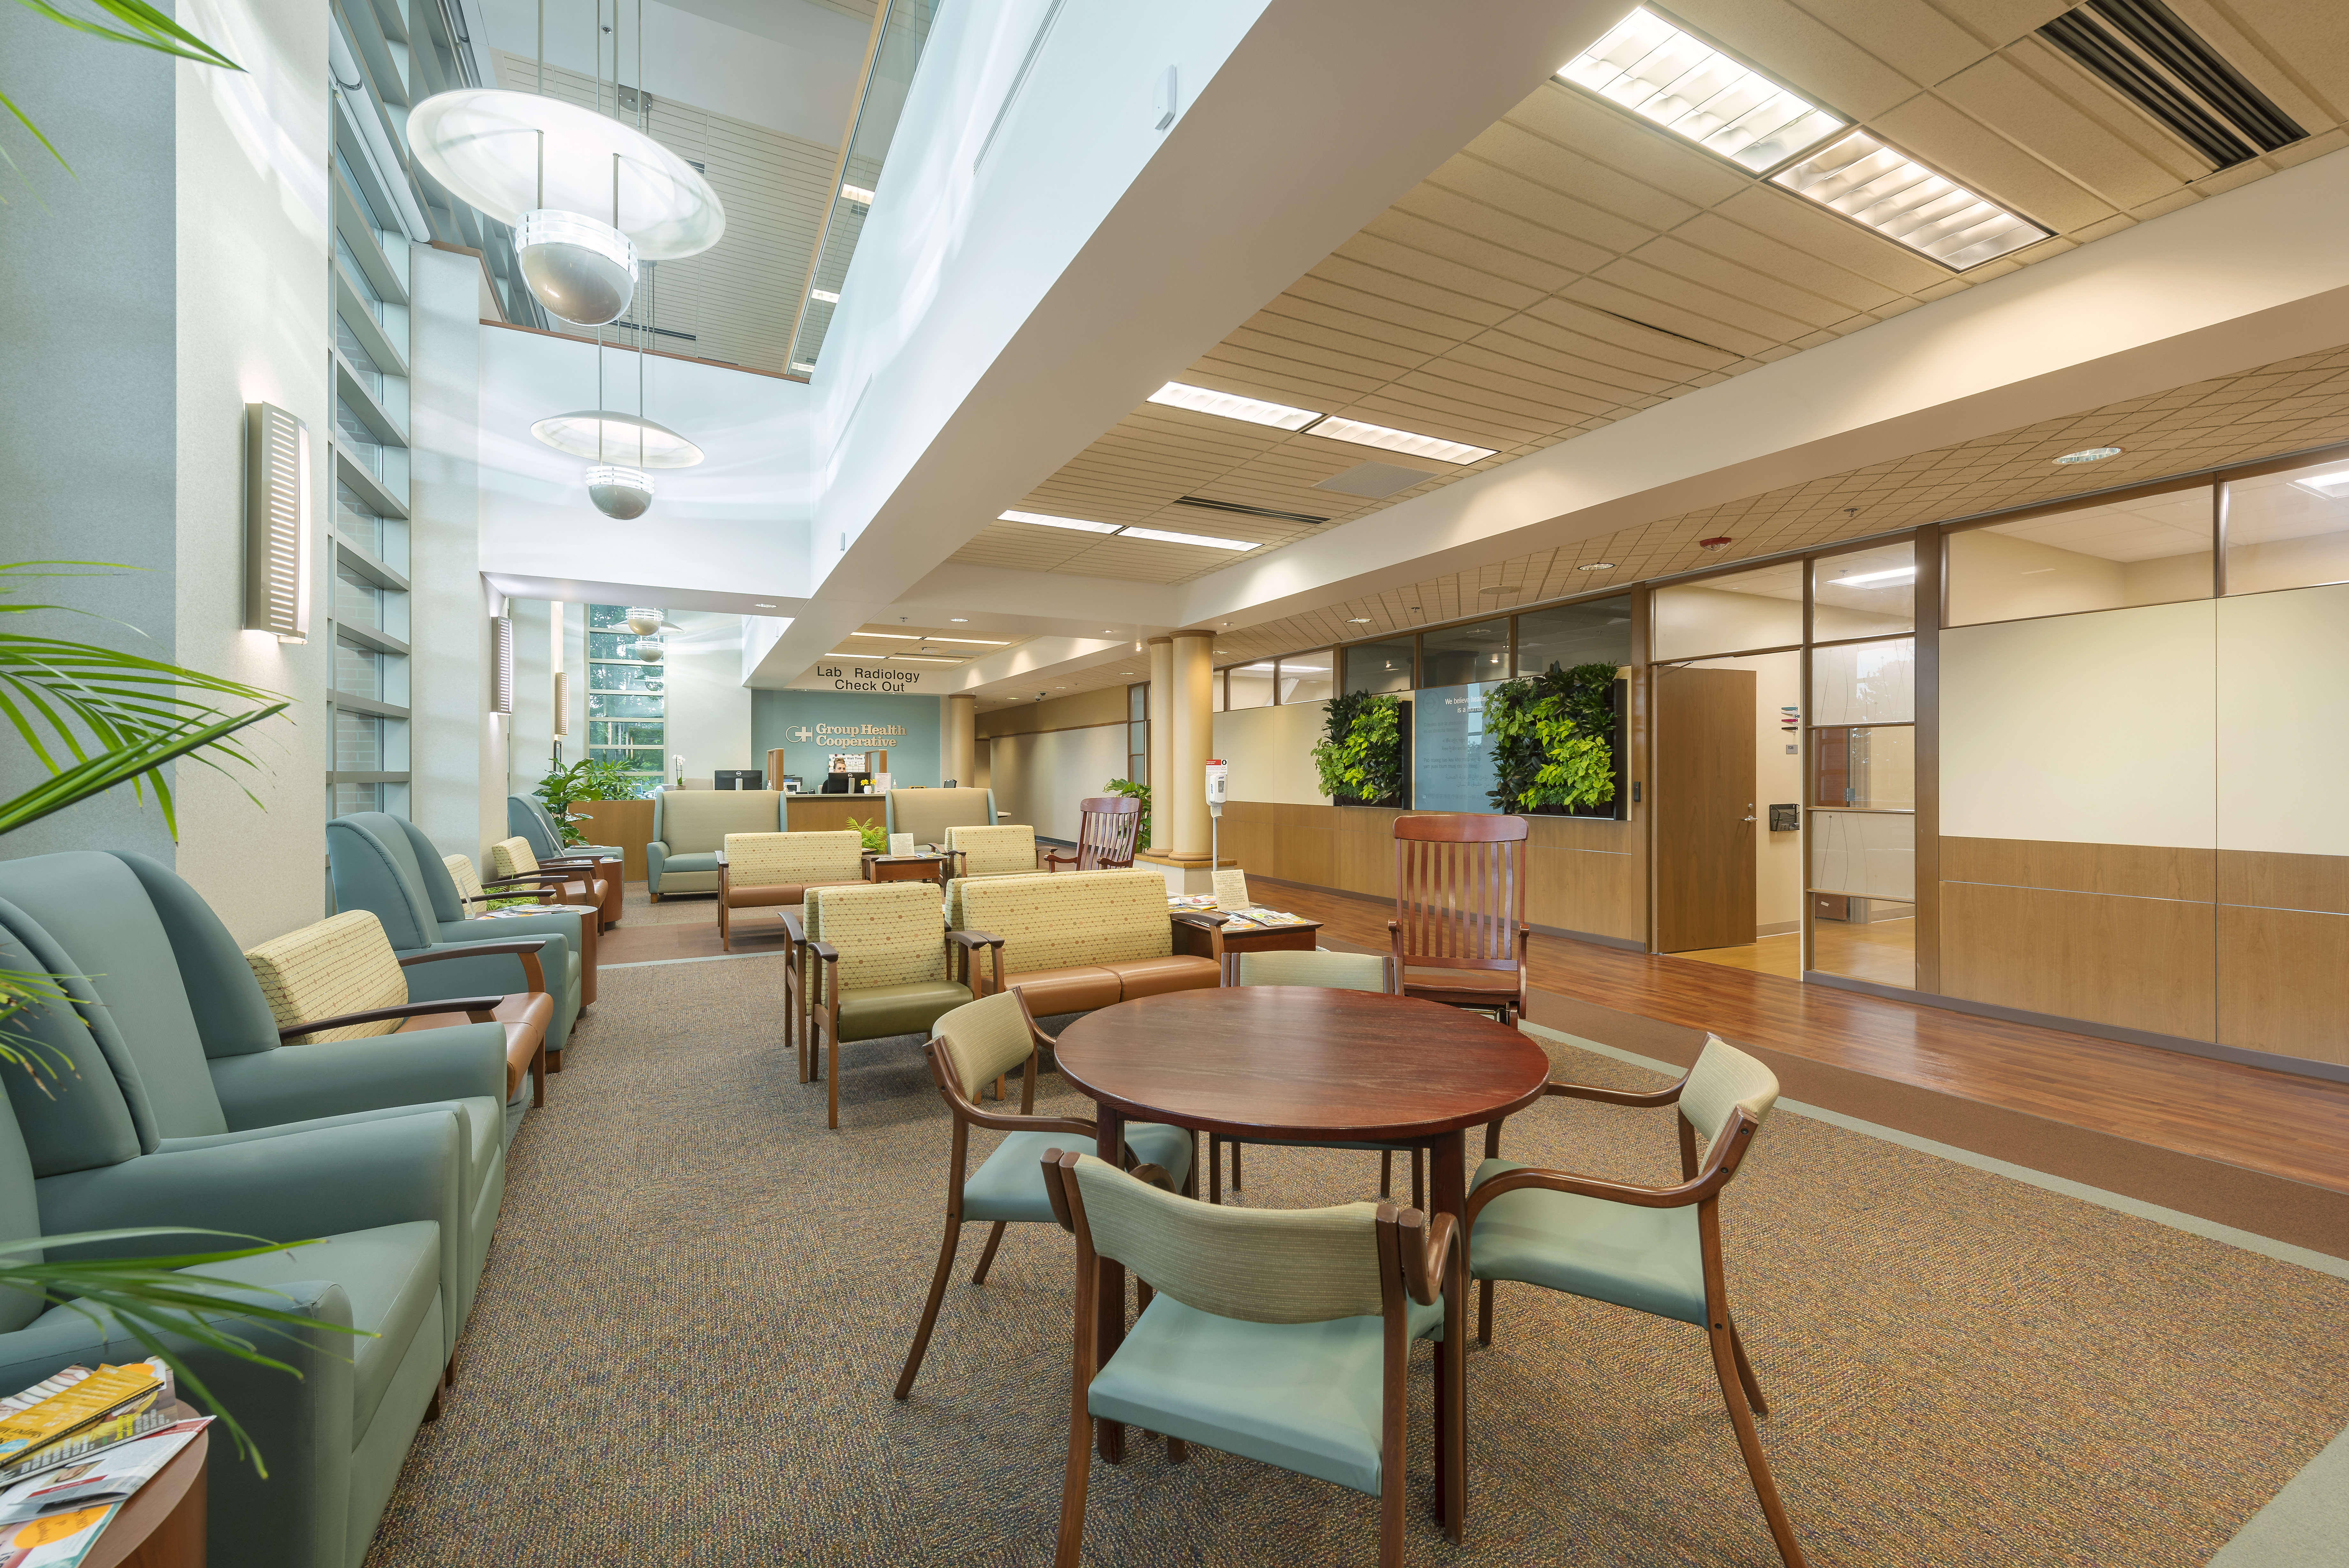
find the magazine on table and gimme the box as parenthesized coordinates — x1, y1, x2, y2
(0, 1414, 210, 1568)
(0, 1362, 171, 1477)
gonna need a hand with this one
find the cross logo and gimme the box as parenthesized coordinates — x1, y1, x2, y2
(789, 726, 814, 742)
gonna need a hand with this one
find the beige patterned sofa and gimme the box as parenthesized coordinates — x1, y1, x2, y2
(955, 868, 1224, 1015)
(943, 822, 1037, 879)
(716, 830, 867, 950)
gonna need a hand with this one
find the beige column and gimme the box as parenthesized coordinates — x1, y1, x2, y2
(1146, 637, 1173, 853)
(1168, 631, 1214, 885)
(941, 694, 975, 786)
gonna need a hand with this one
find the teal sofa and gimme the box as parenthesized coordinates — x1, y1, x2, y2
(326, 812, 584, 1059)
(0, 851, 511, 1361)
(0, 903, 469, 1568)
(646, 788, 783, 898)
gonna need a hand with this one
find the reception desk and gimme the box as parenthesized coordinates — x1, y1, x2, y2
(784, 794, 883, 832)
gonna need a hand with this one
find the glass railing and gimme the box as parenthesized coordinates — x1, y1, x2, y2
(784, 0, 938, 375)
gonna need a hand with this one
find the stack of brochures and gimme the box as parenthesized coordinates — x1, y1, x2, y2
(0, 1362, 211, 1567)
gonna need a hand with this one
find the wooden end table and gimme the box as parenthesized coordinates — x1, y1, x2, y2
(1054, 987, 1551, 1462)
(866, 853, 950, 886)
(83, 1405, 209, 1568)
(1171, 916, 1322, 957)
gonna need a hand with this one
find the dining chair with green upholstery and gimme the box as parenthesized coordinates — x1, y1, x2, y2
(1210, 949, 1422, 1209)
(893, 989, 1196, 1400)
(1465, 1034, 1806, 1568)
(792, 880, 984, 1129)
(1039, 1149, 1463, 1567)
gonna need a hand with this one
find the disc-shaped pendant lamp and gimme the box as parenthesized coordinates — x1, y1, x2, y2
(586, 464, 655, 520)
(531, 411, 703, 468)
(406, 90, 724, 323)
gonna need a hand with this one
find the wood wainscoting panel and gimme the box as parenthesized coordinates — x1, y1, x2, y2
(2217, 850, 2349, 914)
(1940, 837, 2215, 901)
(784, 796, 869, 834)
(570, 798, 656, 880)
(2217, 904, 2349, 1065)
(1940, 881, 2216, 1042)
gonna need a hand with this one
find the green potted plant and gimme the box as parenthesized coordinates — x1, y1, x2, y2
(1105, 776, 1150, 845)
(533, 756, 645, 846)
(1311, 691, 1407, 807)
(1483, 661, 1620, 816)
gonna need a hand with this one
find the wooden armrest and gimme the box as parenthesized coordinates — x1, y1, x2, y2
(962, 1107, 1096, 1137)
(1463, 1118, 1756, 1221)
(779, 910, 807, 943)
(482, 871, 576, 888)
(1128, 1162, 1175, 1193)
(1544, 1077, 1686, 1108)
(281, 996, 505, 1039)
(946, 930, 1002, 951)
(401, 939, 549, 994)
(809, 940, 839, 964)
(1391, 1207, 1456, 1307)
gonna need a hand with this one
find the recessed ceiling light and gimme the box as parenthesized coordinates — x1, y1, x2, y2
(1577, 562, 1617, 571)
(1698, 536, 1734, 550)
(1476, 585, 1520, 595)
(852, 630, 1010, 645)
(1103, 628, 1115, 633)
(1001, 509, 1119, 533)
(1772, 131, 2049, 271)
(948, 617, 969, 622)
(1121, 526, 1258, 551)
(788, 361, 815, 374)
(1346, 616, 1372, 623)
(1560, 9, 1847, 173)
(754, 602, 777, 607)
(1148, 381, 1321, 431)
(810, 288, 841, 304)
(2289, 467, 2349, 499)
(2053, 446, 2123, 465)
(1832, 566, 1917, 586)
(1306, 416, 1496, 466)
(839, 182, 876, 205)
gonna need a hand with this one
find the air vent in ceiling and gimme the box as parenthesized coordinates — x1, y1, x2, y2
(2040, 0, 2305, 169)
(1174, 497, 1329, 525)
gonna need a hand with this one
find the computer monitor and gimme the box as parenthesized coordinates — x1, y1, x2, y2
(781, 775, 804, 794)
(714, 769, 763, 791)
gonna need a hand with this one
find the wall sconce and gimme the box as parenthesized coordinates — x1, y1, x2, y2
(553, 670, 570, 736)
(493, 616, 515, 713)
(244, 403, 311, 641)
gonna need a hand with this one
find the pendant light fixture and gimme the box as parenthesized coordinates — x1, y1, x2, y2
(625, 609, 662, 636)
(405, 0, 722, 325)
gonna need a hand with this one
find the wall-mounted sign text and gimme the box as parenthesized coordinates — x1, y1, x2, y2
(804, 662, 930, 694)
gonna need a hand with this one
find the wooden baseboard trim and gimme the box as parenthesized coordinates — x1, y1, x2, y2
(1804, 971, 2349, 1086)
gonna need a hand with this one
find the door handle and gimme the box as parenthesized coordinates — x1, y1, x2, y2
(1740, 815, 1756, 823)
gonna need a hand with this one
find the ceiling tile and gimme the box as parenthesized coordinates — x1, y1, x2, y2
(1786, 0, 1995, 86)
(1668, 0, 1927, 119)
(1868, 90, 2118, 231)
(1584, 258, 1821, 349)
(1627, 229, 1892, 327)
(1940, 50, 2200, 205)
(1694, 190, 1951, 292)
(1488, 90, 1747, 213)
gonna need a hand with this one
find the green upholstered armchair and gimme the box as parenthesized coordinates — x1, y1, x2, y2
(0, 921, 471, 1568)
(791, 881, 976, 1130)
(0, 852, 510, 1376)
(1039, 1151, 1463, 1565)
(326, 812, 588, 1059)
(1209, 949, 1421, 1209)
(1467, 1036, 1806, 1568)
(893, 990, 1194, 1401)
(645, 788, 784, 898)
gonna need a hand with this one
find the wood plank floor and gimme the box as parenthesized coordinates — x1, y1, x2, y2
(1261, 882, 2349, 1197)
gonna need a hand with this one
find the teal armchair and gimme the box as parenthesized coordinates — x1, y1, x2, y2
(0, 852, 507, 1372)
(326, 812, 586, 1060)
(0, 944, 467, 1568)
(507, 792, 622, 863)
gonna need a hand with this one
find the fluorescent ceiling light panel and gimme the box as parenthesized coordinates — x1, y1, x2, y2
(2054, 446, 2123, 465)
(883, 655, 963, 664)
(1830, 566, 1916, 586)
(810, 288, 841, 304)
(1306, 416, 1496, 466)
(850, 630, 1011, 644)
(2290, 468, 2349, 500)
(1771, 131, 2048, 270)
(1119, 527, 1259, 551)
(1000, 509, 1120, 534)
(1559, 8, 1847, 173)
(1148, 381, 1321, 431)
(839, 182, 876, 204)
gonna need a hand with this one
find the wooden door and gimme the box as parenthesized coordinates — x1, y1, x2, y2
(1654, 667, 1757, 952)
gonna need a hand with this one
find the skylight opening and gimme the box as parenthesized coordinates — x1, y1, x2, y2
(1771, 131, 2048, 270)
(1149, 381, 1321, 431)
(1307, 417, 1496, 467)
(1560, 8, 1847, 173)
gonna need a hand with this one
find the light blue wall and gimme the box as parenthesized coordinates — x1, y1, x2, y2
(752, 691, 942, 789)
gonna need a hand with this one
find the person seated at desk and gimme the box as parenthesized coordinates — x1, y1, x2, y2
(819, 757, 872, 795)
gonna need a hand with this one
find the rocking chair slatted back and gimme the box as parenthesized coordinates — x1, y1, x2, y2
(1392, 813, 1528, 972)
(1046, 796, 1143, 873)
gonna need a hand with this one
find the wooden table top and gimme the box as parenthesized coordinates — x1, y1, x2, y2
(84, 1407, 207, 1568)
(1055, 987, 1552, 1144)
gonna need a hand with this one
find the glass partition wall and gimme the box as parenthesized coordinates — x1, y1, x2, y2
(1807, 542, 1917, 989)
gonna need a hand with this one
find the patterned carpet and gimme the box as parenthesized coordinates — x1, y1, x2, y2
(362, 954, 2349, 1567)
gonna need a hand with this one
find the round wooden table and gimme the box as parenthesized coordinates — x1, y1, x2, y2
(1055, 986, 1552, 1461)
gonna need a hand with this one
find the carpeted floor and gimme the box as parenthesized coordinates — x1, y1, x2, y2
(362, 955, 2349, 1567)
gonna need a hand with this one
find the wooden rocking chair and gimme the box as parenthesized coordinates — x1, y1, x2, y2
(1390, 812, 1530, 1026)
(1044, 795, 1143, 873)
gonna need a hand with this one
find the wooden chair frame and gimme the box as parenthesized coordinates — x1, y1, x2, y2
(278, 937, 553, 1107)
(1043, 796, 1142, 873)
(1468, 1077, 1805, 1568)
(894, 989, 1198, 1400)
(1207, 952, 1424, 1208)
(784, 909, 988, 1130)
(1041, 1150, 1463, 1567)
(1388, 813, 1530, 1027)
